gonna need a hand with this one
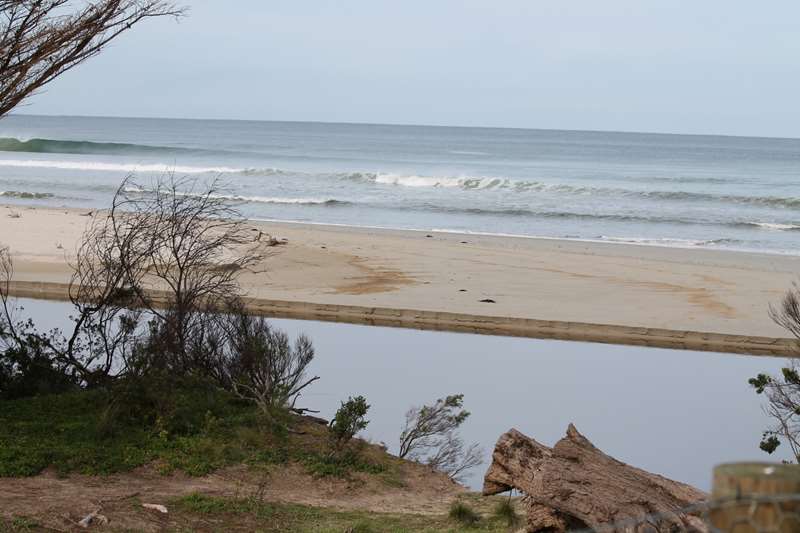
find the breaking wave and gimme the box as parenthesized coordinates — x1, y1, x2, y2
(0, 137, 196, 155)
(738, 221, 800, 231)
(121, 186, 348, 206)
(0, 190, 55, 199)
(346, 172, 800, 208)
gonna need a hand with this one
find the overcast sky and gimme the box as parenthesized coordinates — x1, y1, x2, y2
(18, 0, 800, 137)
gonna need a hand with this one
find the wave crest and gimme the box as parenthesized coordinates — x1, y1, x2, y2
(0, 137, 194, 156)
(0, 190, 55, 199)
(122, 186, 347, 206)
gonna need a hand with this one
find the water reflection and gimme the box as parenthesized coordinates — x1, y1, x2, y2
(13, 298, 792, 490)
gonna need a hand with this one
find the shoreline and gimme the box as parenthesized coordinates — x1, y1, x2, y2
(2, 203, 799, 356)
(8, 280, 798, 357)
(249, 216, 800, 257)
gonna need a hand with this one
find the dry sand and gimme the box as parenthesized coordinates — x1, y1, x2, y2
(2, 204, 799, 356)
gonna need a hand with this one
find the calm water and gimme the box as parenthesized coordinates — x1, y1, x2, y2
(16, 298, 793, 491)
(0, 115, 799, 253)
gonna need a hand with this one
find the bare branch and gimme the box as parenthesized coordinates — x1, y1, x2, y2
(0, 1, 185, 118)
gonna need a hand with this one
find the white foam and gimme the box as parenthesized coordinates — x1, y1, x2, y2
(750, 222, 800, 231)
(373, 173, 505, 189)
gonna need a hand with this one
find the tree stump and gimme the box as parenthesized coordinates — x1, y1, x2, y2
(482, 425, 708, 532)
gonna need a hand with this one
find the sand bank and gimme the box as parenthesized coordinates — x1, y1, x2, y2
(1, 204, 799, 356)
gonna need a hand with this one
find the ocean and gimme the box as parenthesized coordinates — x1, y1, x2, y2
(0, 114, 799, 254)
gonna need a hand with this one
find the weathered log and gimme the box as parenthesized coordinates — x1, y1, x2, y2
(483, 425, 709, 532)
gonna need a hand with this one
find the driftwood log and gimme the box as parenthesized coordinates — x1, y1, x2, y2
(483, 425, 709, 532)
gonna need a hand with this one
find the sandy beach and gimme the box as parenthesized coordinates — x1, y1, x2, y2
(1, 203, 798, 356)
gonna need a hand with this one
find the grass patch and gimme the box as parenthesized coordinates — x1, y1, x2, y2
(492, 498, 521, 528)
(0, 387, 396, 483)
(0, 517, 40, 532)
(449, 500, 481, 528)
(172, 493, 511, 533)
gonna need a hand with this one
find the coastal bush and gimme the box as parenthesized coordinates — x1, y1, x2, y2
(398, 393, 483, 482)
(218, 306, 319, 416)
(329, 396, 370, 450)
(750, 282, 800, 460)
(1, 178, 320, 423)
(0, 330, 80, 400)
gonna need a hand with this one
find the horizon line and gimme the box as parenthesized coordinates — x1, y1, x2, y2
(7, 112, 799, 142)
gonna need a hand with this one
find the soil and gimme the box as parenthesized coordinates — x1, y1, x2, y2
(0, 460, 466, 532)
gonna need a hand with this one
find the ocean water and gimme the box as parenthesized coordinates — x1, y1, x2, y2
(0, 114, 799, 254)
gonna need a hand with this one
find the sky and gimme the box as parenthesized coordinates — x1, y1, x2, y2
(18, 0, 800, 137)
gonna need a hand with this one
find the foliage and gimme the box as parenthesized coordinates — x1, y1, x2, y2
(329, 396, 370, 449)
(749, 363, 800, 459)
(751, 282, 800, 460)
(399, 394, 470, 459)
(219, 307, 319, 415)
(448, 501, 481, 527)
(398, 393, 483, 482)
(0, 317, 80, 400)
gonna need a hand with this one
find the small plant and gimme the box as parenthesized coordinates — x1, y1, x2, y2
(448, 500, 481, 527)
(329, 396, 370, 449)
(8, 517, 39, 532)
(493, 498, 520, 527)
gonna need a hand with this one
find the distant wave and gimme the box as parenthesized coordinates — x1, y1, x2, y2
(0, 137, 197, 156)
(738, 221, 800, 231)
(122, 186, 347, 206)
(634, 175, 734, 184)
(347, 172, 800, 208)
(0, 190, 55, 199)
(448, 150, 490, 156)
(349, 172, 509, 189)
(121, 185, 800, 232)
(429, 229, 746, 250)
(0, 159, 246, 174)
(593, 236, 743, 247)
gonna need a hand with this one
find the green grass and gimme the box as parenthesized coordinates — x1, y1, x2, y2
(0, 517, 40, 532)
(0, 387, 392, 481)
(172, 493, 512, 533)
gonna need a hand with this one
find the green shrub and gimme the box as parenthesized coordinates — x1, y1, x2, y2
(448, 501, 480, 527)
(329, 396, 369, 449)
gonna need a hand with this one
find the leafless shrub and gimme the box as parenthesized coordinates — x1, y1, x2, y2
(107, 175, 264, 376)
(0, 1, 184, 118)
(1, 175, 268, 386)
(2, 175, 321, 416)
(426, 433, 483, 483)
(770, 282, 800, 341)
(398, 394, 483, 482)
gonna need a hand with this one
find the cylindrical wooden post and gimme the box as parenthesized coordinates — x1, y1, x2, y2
(710, 462, 800, 532)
